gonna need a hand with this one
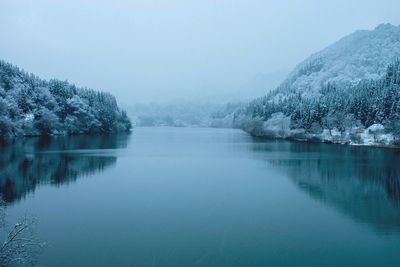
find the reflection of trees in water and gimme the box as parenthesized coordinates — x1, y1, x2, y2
(252, 139, 400, 233)
(0, 134, 130, 203)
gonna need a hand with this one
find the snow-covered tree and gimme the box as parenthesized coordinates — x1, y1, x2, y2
(0, 60, 131, 137)
(234, 59, 400, 146)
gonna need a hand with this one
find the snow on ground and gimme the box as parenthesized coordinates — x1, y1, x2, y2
(258, 117, 395, 147)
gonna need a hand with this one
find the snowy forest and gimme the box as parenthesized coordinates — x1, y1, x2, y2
(234, 60, 400, 146)
(128, 101, 241, 128)
(0, 60, 131, 137)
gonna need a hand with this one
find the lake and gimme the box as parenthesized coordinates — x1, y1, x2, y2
(1, 127, 400, 266)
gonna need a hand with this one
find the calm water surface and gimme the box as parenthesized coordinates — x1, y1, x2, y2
(1, 127, 400, 266)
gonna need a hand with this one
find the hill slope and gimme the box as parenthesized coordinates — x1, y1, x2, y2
(275, 23, 400, 99)
(0, 60, 131, 136)
(235, 24, 400, 146)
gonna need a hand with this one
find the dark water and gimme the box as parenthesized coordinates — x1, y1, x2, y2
(1, 127, 400, 266)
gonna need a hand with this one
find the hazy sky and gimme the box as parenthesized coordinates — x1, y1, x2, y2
(1, 0, 400, 103)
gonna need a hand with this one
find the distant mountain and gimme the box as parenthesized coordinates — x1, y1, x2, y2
(235, 24, 400, 147)
(200, 69, 289, 103)
(0, 60, 131, 137)
(127, 69, 287, 128)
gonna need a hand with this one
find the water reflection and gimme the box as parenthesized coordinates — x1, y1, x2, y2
(0, 134, 129, 203)
(252, 139, 400, 233)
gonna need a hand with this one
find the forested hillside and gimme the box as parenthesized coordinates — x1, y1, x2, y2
(273, 23, 400, 98)
(0, 60, 131, 137)
(234, 24, 400, 146)
(235, 60, 400, 145)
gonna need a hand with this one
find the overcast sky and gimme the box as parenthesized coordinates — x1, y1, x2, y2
(1, 0, 400, 103)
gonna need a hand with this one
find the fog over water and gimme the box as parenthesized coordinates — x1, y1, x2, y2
(1, 0, 400, 103)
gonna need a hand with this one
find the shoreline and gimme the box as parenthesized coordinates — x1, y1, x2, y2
(246, 131, 400, 151)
